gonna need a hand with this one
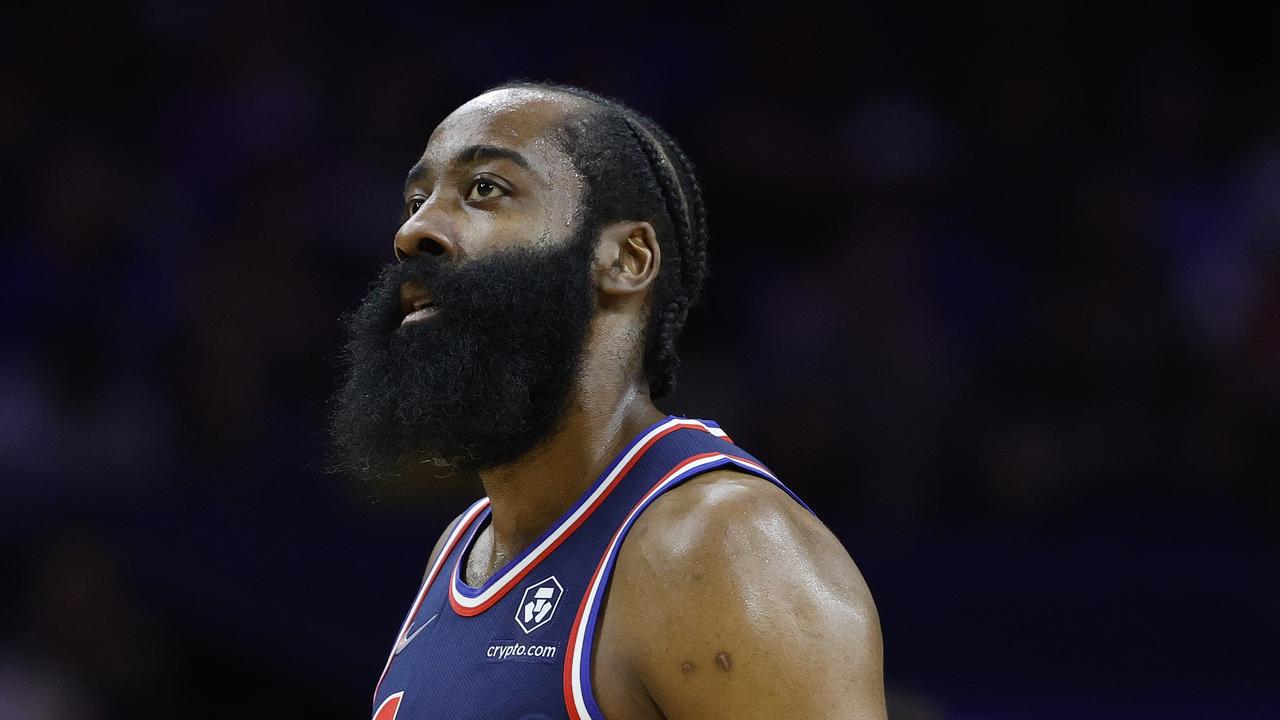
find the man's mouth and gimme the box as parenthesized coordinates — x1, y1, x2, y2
(399, 280, 439, 327)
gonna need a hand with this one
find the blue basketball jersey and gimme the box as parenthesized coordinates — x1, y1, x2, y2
(371, 415, 812, 720)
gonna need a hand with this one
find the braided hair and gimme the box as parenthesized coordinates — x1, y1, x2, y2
(483, 80, 710, 400)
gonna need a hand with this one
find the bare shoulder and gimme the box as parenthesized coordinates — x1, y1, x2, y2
(622, 469, 877, 617)
(608, 469, 886, 720)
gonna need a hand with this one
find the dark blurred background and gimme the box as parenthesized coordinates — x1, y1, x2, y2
(2, 2, 1278, 718)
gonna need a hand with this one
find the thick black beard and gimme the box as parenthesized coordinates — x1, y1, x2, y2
(328, 227, 597, 483)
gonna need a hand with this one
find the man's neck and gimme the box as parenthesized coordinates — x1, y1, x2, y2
(476, 382, 666, 564)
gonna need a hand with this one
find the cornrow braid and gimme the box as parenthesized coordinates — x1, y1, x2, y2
(484, 79, 710, 400)
(624, 118, 695, 398)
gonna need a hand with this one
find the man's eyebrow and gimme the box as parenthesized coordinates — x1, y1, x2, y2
(455, 144, 532, 170)
(403, 145, 533, 194)
(404, 162, 429, 194)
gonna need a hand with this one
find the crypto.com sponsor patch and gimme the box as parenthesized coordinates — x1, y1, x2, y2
(485, 640, 560, 664)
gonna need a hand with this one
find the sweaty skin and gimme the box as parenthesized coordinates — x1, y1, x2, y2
(401, 87, 886, 719)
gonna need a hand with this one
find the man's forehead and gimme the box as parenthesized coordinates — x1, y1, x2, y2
(420, 88, 580, 168)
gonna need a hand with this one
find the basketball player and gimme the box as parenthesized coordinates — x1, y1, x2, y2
(329, 81, 886, 720)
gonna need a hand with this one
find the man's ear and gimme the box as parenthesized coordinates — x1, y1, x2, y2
(595, 220, 661, 298)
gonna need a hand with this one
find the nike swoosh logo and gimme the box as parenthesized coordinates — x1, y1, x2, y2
(393, 612, 438, 656)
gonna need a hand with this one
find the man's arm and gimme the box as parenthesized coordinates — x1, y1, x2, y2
(611, 470, 886, 720)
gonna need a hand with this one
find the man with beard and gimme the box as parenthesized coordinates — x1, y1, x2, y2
(331, 81, 886, 720)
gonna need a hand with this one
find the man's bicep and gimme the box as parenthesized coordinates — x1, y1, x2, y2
(644, 564, 885, 719)
(669, 600, 883, 719)
(622, 476, 887, 719)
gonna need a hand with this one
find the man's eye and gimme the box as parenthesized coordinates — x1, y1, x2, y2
(407, 196, 426, 214)
(466, 179, 507, 202)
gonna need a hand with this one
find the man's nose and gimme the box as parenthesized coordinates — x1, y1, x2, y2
(394, 208, 457, 262)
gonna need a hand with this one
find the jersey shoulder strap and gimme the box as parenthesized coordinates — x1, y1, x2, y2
(562, 416, 812, 720)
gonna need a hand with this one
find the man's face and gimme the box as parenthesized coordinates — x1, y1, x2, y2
(329, 89, 599, 481)
(396, 89, 587, 262)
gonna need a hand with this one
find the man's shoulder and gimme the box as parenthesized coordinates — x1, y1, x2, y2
(604, 467, 886, 718)
(616, 467, 868, 601)
(625, 468, 820, 564)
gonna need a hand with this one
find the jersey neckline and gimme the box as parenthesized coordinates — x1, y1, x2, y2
(447, 415, 729, 616)
(454, 507, 493, 591)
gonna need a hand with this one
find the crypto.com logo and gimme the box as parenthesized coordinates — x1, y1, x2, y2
(516, 576, 564, 634)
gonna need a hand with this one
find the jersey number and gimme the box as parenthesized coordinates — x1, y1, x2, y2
(373, 691, 404, 720)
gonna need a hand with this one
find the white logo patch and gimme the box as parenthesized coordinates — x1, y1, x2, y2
(516, 576, 564, 634)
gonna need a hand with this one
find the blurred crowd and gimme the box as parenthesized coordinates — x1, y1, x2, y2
(2, 2, 1276, 718)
